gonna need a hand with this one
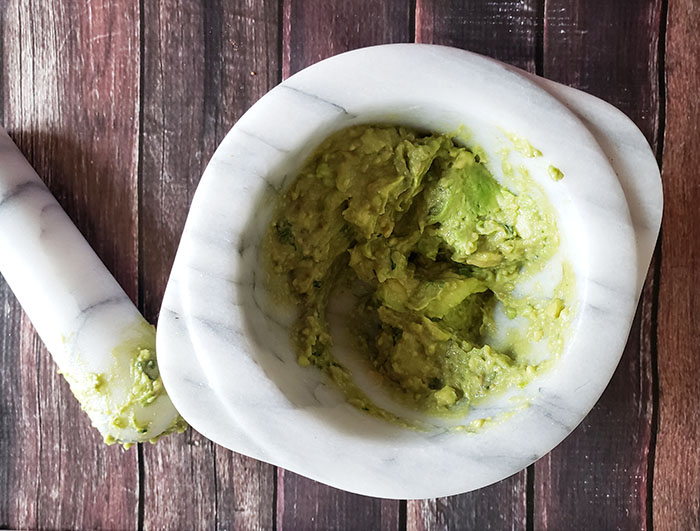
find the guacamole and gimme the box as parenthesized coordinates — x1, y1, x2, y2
(263, 125, 572, 418)
(61, 321, 187, 446)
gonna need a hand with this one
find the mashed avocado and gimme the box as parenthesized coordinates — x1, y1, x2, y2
(61, 321, 187, 446)
(264, 125, 572, 418)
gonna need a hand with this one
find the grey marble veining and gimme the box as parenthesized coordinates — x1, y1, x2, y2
(156, 44, 662, 498)
(0, 128, 180, 444)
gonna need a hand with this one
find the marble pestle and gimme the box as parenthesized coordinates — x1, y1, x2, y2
(0, 127, 183, 445)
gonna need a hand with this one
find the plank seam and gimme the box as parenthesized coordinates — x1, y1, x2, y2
(277, 0, 284, 83)
(213, 446, 219, 530)
(535, 0, 545, 77)
(527, 465, 535, 531)
(646, 1, 669, 528)
(34, 338, 41, 528)
(137, 444, 145, 531)
(137, 0, 146, 527)
(272, 470, 278, 531)
(136, 0, 146, 313)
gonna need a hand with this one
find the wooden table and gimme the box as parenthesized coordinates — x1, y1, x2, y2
(0, 0, 695, 529)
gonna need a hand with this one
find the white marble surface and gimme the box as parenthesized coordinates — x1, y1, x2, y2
(0, 127, 180, 444)
(157, 44, 662, 498)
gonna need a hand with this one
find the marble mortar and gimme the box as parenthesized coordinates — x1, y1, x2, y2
(156, 44, 662, 499)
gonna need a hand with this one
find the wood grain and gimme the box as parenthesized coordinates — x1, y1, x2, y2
(277, 469, 399, 531)
(655, 0, 700, 529)
(407, 474, 526, 531)
(278, 1, 411, 528)
(535, 0, 663, 528)
(0, 1, 688, 528)
(415, 0, 539, 72)
(0, 0, 141, 529)
(139, 0, 279, 529)
(282, 0, 412, 79)
(0, 280, 30, 529)
(411, 1, 538, 529)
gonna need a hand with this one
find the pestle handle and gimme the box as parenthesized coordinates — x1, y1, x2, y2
(0, 127, 184, 445)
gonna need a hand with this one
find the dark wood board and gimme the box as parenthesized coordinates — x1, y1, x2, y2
(655, 0, 700, 529)
(415, 0, 539, 72)
(277, 469, 400, 531)
(0, 1, 141, 529)
(534, 0, 663, 528)
(283, 0, 413, 79)
(410, 1, 538, 529)
(139, 0, 279, 529)
(0, 0, 694, 528)
(407, 474, 526, 531)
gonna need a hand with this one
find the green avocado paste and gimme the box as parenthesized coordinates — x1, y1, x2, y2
(263, 125, 573, 420)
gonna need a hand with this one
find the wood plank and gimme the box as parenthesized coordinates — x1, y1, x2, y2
(0, 282, 31, 529)
(410, 1, 538, 529)
(535, 1, 662, 528)
(282, 0, 412, 79)
(654, 1, 700, 529)
(278, 1, 411, 528)
(139, 0, 279, 528)
(277, 469, 399, 531)
(407, 474, 526, 531)
(415, 0, 539, 71)
(0, 0, 141, 529)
